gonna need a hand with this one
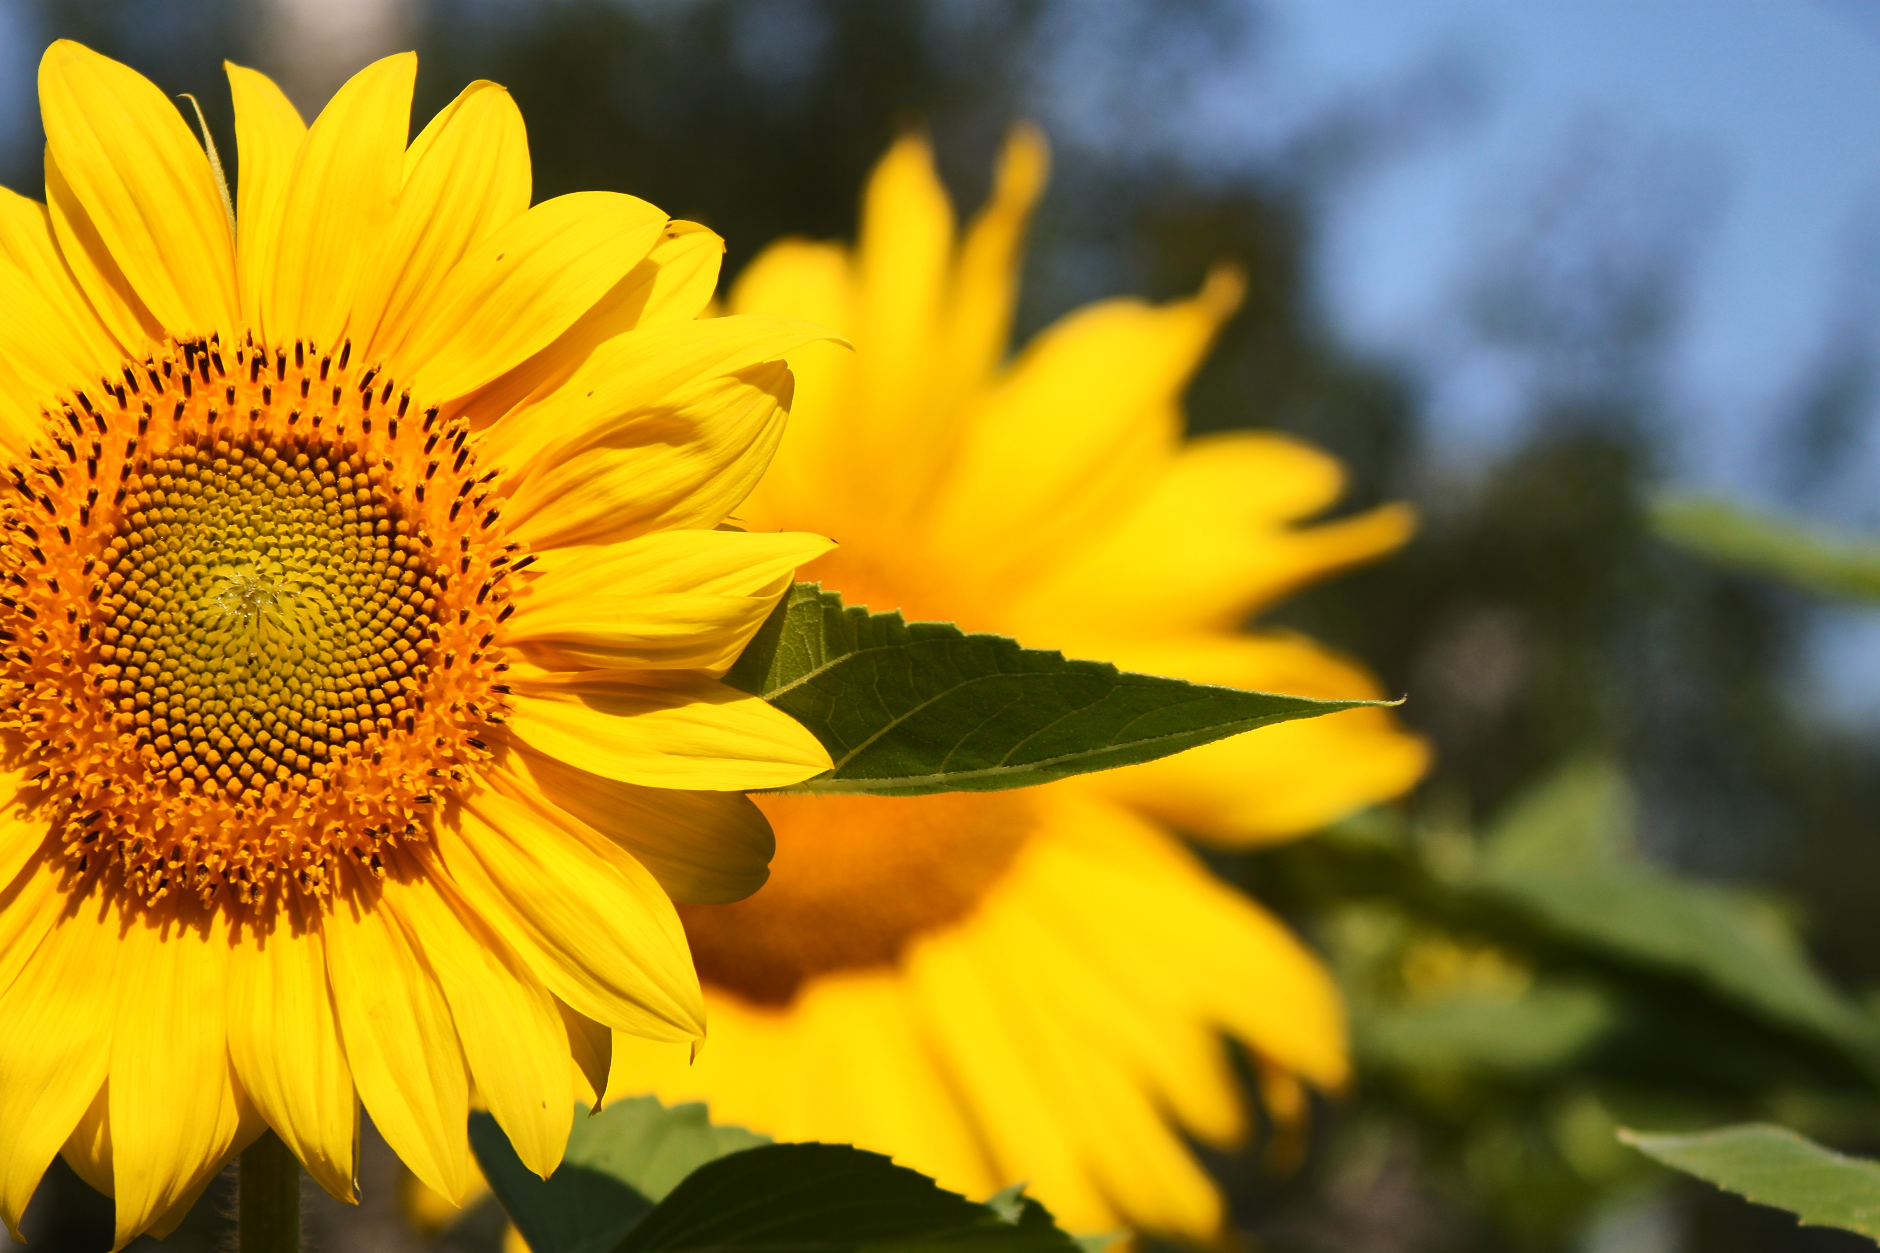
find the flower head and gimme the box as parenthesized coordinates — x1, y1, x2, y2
(614, 130, 1429, 1239)
(0, 42, 831, 1247)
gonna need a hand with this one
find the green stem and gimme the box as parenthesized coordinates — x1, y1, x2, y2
(238, 1132, 300, 1253)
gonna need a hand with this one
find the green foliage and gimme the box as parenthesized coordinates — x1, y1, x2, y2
(1621, 1123, 1880, 1242)
(1464, 762, 1880, 1065)
(1653, 495, 1880, 601)
(1238, 758, 1880, 1246)
(620, 1143, 1080, 1253)
(470, 1099, 769, 1253)
(471, 1100, 1082, 1253)
(724, 583, 1380, 795)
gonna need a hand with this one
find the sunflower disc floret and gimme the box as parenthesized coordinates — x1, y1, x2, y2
(1, 334, 515, 905)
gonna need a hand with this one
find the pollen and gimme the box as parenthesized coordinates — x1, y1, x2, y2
(0, 334, 522, 907)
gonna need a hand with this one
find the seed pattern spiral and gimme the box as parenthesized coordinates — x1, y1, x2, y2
(101, 438, 437, 793)
(0, 333, 522, 908)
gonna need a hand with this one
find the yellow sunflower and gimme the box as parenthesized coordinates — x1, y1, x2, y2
(0, 41, 835, 1247)
(611, 130, 1430, 1240)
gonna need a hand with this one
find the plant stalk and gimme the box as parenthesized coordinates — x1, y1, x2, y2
(238, 1132, 300, 1253)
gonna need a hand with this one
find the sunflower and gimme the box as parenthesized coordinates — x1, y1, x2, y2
(610, 130, 1430, 1240)
(0, 42, 835, 1248)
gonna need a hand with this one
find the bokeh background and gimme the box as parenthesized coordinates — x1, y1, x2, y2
(8, 1, 1880, 1250)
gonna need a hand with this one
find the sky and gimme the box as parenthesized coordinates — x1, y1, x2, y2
(1236, 0, 1880, 495)
(1225, 0, 1880, 723)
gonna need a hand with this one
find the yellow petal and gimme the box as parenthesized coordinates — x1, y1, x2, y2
(512, 529, 832, 672)
(383, 872, 572, 1180)
(106, 906, 247, 1249)
(45, 148, 166, 353)
(506, 670, 830, 790)
(405, 192, 667, 401)
(357, 80, 532, 368)
(1010, 432, 1416, 633)
(0, 185, 126, 377)
(1024, 796, 1349, 1089)
(947, 915, 1224, 1235)
(558, 1000, 613, 1106)
(449, 220, 725, 428)
(489, 316, 835, 549)
(926, 268, 1245, 596)
(38, 40, 237, 339)
(225, 62, 305, 325)
(725, 241, 857, 534)
(435, 785, 705, 1041)
(938, 125, 1047, 417)
(264, 52, 415, 351)
(60, 1081, 111, 1197)
(901, 921, 1114, 1229)
(0, 881, 116, 1239)
(323, 878, 470, 1203)
(227, 907, 359, 1202)
(850, 134, 955, 519)
(0, 835, 64, 1003)
(507, 746, 776, 904)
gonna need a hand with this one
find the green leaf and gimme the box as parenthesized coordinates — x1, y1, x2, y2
(1463, 761, 1880, 1068)
(724, 583, 1383, 796)
(1652, 494, 1880, 601)
(1360, 983, 1618, 1077)
(617, 1142, 1082, 1253)
(470, 1098, 770, 1253)
(1620, 1123, 1880, 1241)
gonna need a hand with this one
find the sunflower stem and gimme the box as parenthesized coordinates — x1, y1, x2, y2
(238, 1132, 300, 1253)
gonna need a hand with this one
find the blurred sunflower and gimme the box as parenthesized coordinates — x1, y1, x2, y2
(0, 41, 832, 1248)
(612, 130, 1429, 1239)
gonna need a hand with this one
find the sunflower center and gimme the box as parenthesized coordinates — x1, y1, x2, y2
(0, 335, 519, 907)
(680, 791, 1034, 1006)
(100, 436, 435, 792)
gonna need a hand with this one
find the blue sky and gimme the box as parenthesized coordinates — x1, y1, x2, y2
(1105, 0, 1880, 497)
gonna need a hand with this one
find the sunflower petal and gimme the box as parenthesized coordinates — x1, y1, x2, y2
(1011, 432, 1415, 632)
(558, 1000, 613, 1106)
(265, 52, 415, 351)
(225, 63, 305, 325)
(106, 908, 246, 1249)
(0, 186, 125, 379)
(507, 746, 775, 904)
(358, 80, 532, 368)
(490, 316, 835, 549)
(849, 134, 954, 512)
(926, 268, 1244, 592)
(0, 883, 116, 1239)
(938, 125, 1046, 419)
(227, 909, 358, 1202)
(405, 192, 666, 401)
(44, 148, 165, 353)
(435, 786, 705, 1041)
(38, 40, 238, 339)
(512, 530, 832, 672)
(448, 220, 725, 429)
(323, 880, 470, 1203)
(506, 670, 831, 790)
(382, 872, 572, 1180)
(717, 245, 854, 533)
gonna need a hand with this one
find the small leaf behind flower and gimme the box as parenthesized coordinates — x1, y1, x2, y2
(471, 1098, 769, 1253)
(725, 583, 1387, 796)
(1621, 1123, 1880, 1241)
(1653, 495, 1880, 601)
(617, 1142, 1082, 1253)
